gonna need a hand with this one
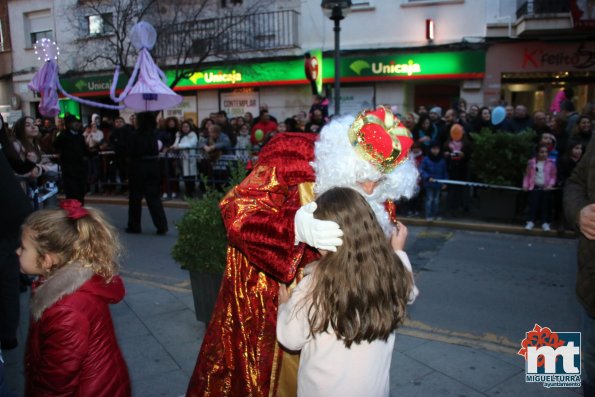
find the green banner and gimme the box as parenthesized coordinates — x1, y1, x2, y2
(60, 50, 484, 94)
(170, 50, 483, 88)
(171, 59, 307, 88)
(60, 74, 126, 95)
(331, 51, 485, 79)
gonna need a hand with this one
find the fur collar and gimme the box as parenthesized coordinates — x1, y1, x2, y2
(30, 263, 95, 321)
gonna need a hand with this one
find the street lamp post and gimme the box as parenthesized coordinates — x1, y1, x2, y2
(321, 0, 352, 116)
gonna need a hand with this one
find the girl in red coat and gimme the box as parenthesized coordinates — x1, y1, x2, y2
(17, 199, 131, 396)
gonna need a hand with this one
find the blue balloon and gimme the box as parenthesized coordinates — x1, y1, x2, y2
(491, 106, 506, 126)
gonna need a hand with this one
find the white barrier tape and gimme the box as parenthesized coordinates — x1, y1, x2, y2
(37, 186, 59, 203)
(433, 179, 560, 192)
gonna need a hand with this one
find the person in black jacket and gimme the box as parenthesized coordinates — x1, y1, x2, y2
(0, 115, 33, 352)
(109, 116, 133, 193)
(54, 115, 87, 204)
(126, 112, 168, 235)
(564, 137, 595, 397)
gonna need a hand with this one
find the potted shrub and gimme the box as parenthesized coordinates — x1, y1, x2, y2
(171, 162, 247, 323)
(469, 129, 536, 221)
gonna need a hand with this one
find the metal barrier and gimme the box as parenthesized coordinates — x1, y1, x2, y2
(17, 171, 59, 210)
(35, 148, 253, 199)
(158, 148, 253, 198)
(12, 149, 251, 206)
(30, 181, 59, 210)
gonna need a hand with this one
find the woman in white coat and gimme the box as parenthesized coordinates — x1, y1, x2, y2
(171, 120, 198, 198)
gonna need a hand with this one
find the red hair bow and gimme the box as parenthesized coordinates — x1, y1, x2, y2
(59, 199, 89, 220)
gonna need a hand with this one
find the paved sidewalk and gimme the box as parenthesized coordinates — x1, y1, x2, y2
(3, 200, 583, 397)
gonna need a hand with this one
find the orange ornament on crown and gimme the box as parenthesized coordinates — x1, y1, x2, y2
(348, 106, 414, 174)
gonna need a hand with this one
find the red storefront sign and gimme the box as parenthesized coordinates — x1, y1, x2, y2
(570, 0, 595, 30)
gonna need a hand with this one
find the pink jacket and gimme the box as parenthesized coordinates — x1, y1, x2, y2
(523, 158, 557, 190)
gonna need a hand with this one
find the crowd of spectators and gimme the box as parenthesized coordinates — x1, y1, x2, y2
(399, 92, 593, 228)
(2, 91, 594, 228)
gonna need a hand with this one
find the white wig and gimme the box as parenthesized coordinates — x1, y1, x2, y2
(312, 115, 419, 234)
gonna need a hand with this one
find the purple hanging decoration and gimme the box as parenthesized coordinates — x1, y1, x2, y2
(28, 38, 125, 117)
(110, 22, 182, 111)
(27, 50, 60, 117)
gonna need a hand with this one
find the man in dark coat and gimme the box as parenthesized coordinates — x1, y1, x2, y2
(126, 112, 168, 234)
(510, 105, 533, 134)
(109, 116, 133, 193)
(564, 137, 595, 397)
(0, 114, 33, 352)
(54, 115, 87, 204)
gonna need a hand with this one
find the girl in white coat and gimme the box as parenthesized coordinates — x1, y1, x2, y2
(171, 120, 198, 198)
(277, 187, 417, 397)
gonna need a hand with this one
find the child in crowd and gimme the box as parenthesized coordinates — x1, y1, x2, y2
(539, 132, 559, 163)
(18, 200, 131, 396)
(523, 144, 557, 231)
(420, 142, 448, 221)
(234, 124, 251, 160)
(443, 124, 471, 215)
(277, 187, 417, 397)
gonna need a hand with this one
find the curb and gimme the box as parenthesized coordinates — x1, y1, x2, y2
(402, 217, 576, 239)
(83, 195, 577, 239)
(85, 195, 190, 209)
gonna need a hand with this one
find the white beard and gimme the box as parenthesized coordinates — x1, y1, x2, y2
(351, 185, 395, 237)
(312, 115, 419, 237)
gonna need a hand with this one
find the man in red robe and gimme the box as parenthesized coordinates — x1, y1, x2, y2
(187, 107, 418, 397)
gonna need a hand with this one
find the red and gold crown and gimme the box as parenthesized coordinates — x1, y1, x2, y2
(348, 106, 414, 174)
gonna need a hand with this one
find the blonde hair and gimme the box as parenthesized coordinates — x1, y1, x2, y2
(23, 207, 121, 278)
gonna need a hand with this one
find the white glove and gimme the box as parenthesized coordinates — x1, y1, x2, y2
(294, 202, 343, 251)
(395, 250, 419, 304)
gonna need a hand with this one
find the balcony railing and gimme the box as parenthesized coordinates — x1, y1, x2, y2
(516, 0, 570, 19)
(153, 10, 299, 59)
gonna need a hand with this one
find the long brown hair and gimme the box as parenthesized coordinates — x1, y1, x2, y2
(308, 187, 413, 347)
(13, 116, 42, 160)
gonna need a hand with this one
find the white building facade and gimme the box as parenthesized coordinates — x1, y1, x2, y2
(3, 0, 593, 123)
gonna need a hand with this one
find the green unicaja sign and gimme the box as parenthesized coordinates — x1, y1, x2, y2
(172, 59, 308, 88)
(60, 74, 126, 94)
(333, 51, 485, 79)
(59, 50, 484, 94)
(171, 50, 484, 88)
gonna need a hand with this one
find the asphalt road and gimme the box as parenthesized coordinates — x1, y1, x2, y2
(103, 202, 581, 342)
(5, 202, 583, 396)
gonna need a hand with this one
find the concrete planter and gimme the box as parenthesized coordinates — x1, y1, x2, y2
(188, 270, 223, 324)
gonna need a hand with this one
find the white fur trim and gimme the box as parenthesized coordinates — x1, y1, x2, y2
(30, 263, 95, 321)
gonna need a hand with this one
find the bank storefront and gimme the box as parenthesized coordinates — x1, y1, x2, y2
(328, 51, 485, 114)
(51, 49, 485, 122)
